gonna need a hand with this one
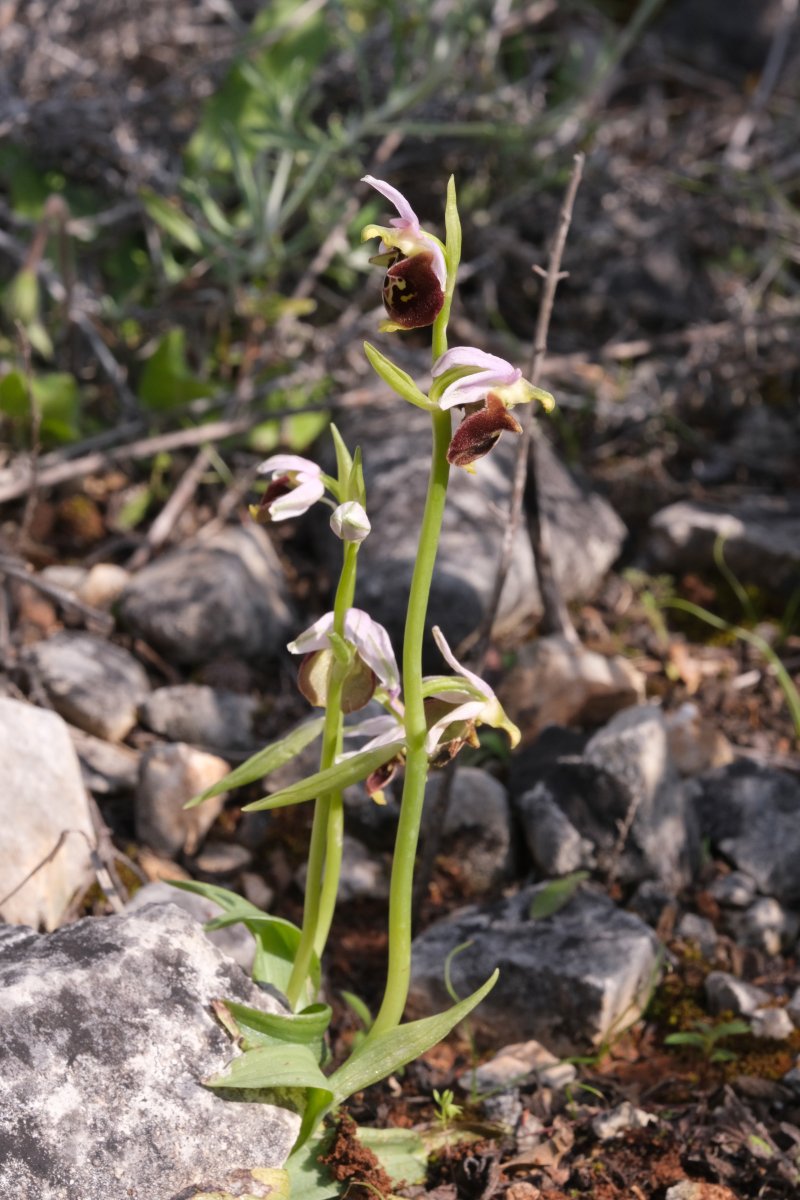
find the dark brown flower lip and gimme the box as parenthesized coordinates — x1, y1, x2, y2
(446, 391, 523, 467)
(381, 250, 445, 330)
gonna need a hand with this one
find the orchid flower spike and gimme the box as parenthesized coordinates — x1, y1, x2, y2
(361, 176, 446, 333)
(288, 608, 401, 713)
(251, 455, 325, 523)
(431, 347, 554, 468)
(424, 626, 520, 756)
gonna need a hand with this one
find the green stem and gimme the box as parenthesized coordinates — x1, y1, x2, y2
(286, 542, 358, 1009)
(370, 406, 451, 1035)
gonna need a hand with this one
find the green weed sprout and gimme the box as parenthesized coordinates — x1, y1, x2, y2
(432, 1088, 463, 1129)
(664, 1018, 750, 1063)
(174, 175, 555, 1159)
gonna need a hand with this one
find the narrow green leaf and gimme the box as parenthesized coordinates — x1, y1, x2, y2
(206, 1041, 333, 1096)
(184, 717, 325, 808)
(328, 970, 499, 1103)
(141, 189, 204, 253)
(664, 1032, 705, 1047)
(223, 1000, 332, 1049)
(242, 742, 405, 812)
(340, 990, 373, 1032)
(328, 423, 353, 494)
(363, 342, 435, 411)
(529, 872, 590, 920)
(444, 174, 462, 280)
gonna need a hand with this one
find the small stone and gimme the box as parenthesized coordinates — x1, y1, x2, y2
(664, 703, 733, 776)
(297, 836, 389, 903)
(139, 684, 263, 751)
(676, 913, 717, 957)
(24, 631, 150, 741)
(68, 726, 139, 794)
(498, 635, 645, 743)
(750, 1006, 794, 1040)
(482, 1091, 523, 1129)
(665, 1183, 739, 1200)
(135, 743, 230, 857)
(241, 871, 274, 912)
(787, 986, 800, 1027)
(0, 698, 95, 930)
(591, 1101, 658, 1141)
(739, 896, 799, 956)
(463, 1039, 577, 1094)
(78, 562, 130, 609)
(517, 783, 595, 877)
(707, 871, 757, 909)
(783, 1066, 800, 1094)
(117, 525, 294, 666)
(424, 767, 514, 894)
(192, 840, 253, 877)
(704, 971, 770, 1018)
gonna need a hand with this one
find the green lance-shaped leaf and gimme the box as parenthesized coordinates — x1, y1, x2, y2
(184, 718, 326, 809)
(206, 1040, 333, 1096)
(242, 742, 405, 812)
(529, 871, 590, 920)
(327, 969, 499, 1104)
(221, 999, 332, 1057)
(444, 174, 462, 281)
(328, 421, 353, 496)
(140, 189, 204, 253)
(363, 342, 436, 411)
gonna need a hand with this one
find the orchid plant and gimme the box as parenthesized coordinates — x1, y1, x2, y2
(175, 175, 554, 1163)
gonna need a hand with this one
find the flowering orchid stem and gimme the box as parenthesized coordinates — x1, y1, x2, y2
(286, 541, 358, 1010)
(371, 406, 452, 1036)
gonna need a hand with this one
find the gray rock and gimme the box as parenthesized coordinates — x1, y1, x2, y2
(0, 904, 297, 1199)
(118, 525, 294, 666)
(408, 883, 661, 1053)
(24, 631, 149, 741)
(517, 783, 595, 877)
(67, 725, 140, 794)
(314, 405, 625, 654)
(193, 840, 254, 877)
(135, 742, 230, 857)
(423, 767, 515, 894)
(649, 496, 800, 599)
(125, 880, 255, 972)
(708, 871, 758, 909)
(676, 913, 717, 957)
(737, 896, 799, 956)
(788, 986, 800, 1027)
(139, 684, 264, 751)
(463, 1039, 577, 1094)
(751, 1007, 794, 1041)
(704, 971, 771, 1017)
(514, 706, 700, 892)
(688, 762, 800, 904)
(0, 698, 94, 930)
(333, 836, 389, 903)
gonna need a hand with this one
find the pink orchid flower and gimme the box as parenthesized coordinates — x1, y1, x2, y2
(361, 176, 446, 332)
(288, 608, 401, 702)
(252, 455, 325, 523)
(424, 626, 520, 753)
(432, 347, 554, 468)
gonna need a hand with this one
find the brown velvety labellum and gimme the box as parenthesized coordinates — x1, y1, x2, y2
(446, 392, 523, 467)
(382, 251, 444, 329)
(297, 648, 377, 713)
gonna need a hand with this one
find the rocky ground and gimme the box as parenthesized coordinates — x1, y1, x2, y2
(1, 1, 800, 1198)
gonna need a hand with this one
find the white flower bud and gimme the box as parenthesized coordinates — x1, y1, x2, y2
(330, 501, 371, 543)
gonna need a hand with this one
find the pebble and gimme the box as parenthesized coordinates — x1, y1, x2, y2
(750, 1006, 794, 1041)
(704, 971, 770, 1018)
(591, 1101, 658, 1141)
(139, 683, 263, 751)
(135, 742, 230, 857)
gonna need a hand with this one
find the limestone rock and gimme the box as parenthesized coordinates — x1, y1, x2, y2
(704, 971, 771, 1018)
(125, 880, 255, 972)
(664, 703, 733, 776)
(751, 1007, 794, 1041)
(0, 698, 94, 930)
(68, 725, 140, 794)
(499, 635, 645, 743)
(135, 742, 230, 857)
(0, 904, 297, 1199)
(688, 762, 800, 904)
(118, 525, 294, 666)
(24, 631, 149, 742)
(139, 683, 264, 751)
(423, 767, 515, 895)
(408, 883, 660, 1053)
(649, 496, 800, 599)
(462, 1039, 577, 1094)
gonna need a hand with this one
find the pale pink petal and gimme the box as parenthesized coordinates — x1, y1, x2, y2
(258, 454, 322, 478)
(340, 713, 405, 757)
(267, 475, 325, 520)
(437, 371, 522, 411)
(432, 348, 517, 377)
(362, 175, 419, 227)
(432, 626, 495, 701)
(424, 699, 484, 754)
(286, 612, 335, 655)
(344, 609, 401, 696)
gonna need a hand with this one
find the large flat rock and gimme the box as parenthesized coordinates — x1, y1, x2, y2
(0, 904, 298, 1199)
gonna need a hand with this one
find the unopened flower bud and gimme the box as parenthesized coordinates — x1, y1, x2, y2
(330, 501, 371, 543)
